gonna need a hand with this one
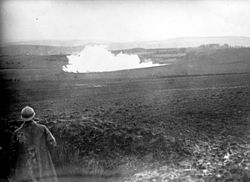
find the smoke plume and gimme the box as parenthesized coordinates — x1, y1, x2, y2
(62, 45, 162, 73)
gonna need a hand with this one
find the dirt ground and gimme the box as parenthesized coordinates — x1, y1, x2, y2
(6, 73, 250, 137)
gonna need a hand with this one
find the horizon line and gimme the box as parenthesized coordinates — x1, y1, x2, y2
(2, 35, 250, 45)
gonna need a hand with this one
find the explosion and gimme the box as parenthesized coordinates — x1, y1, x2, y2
(62, 45, 162, 73)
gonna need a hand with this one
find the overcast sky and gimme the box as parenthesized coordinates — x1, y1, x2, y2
(1, 0, 250, 43)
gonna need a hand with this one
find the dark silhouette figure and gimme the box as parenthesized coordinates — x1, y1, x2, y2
(9, 106, 58, 182)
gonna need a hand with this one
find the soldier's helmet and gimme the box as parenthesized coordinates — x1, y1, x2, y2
(21, 106, 36, 121)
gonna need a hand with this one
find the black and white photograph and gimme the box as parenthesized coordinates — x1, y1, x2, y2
(0, 0, 250, 181)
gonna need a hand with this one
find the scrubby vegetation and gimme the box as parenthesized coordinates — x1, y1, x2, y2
(6, 113, 249, 181)
(45, 114, 250, 181)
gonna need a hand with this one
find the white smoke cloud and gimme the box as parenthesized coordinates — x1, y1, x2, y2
(62, 45, 163, 73)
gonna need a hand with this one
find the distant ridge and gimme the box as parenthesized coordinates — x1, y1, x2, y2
(2, 40, 109, 47)
(108, 36, 250, 50)
(0, 45, 85, 56)
(2, 36, 250, 51)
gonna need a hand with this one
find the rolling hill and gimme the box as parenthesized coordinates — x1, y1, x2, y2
(2, 36, 250, 51)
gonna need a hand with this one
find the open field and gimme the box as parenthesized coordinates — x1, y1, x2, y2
(1, 45, 250, 181)
(1, 72, 250, 181)
(1, 46, 250, 82)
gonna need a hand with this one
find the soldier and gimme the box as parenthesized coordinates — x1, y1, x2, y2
(9, 106, 58, 182)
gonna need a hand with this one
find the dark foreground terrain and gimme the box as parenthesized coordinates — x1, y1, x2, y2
(1, 72, 250, 181)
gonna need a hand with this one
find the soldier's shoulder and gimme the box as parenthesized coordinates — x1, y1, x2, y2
(34, 122, 49, 130)
(14, 123, 24, 133)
